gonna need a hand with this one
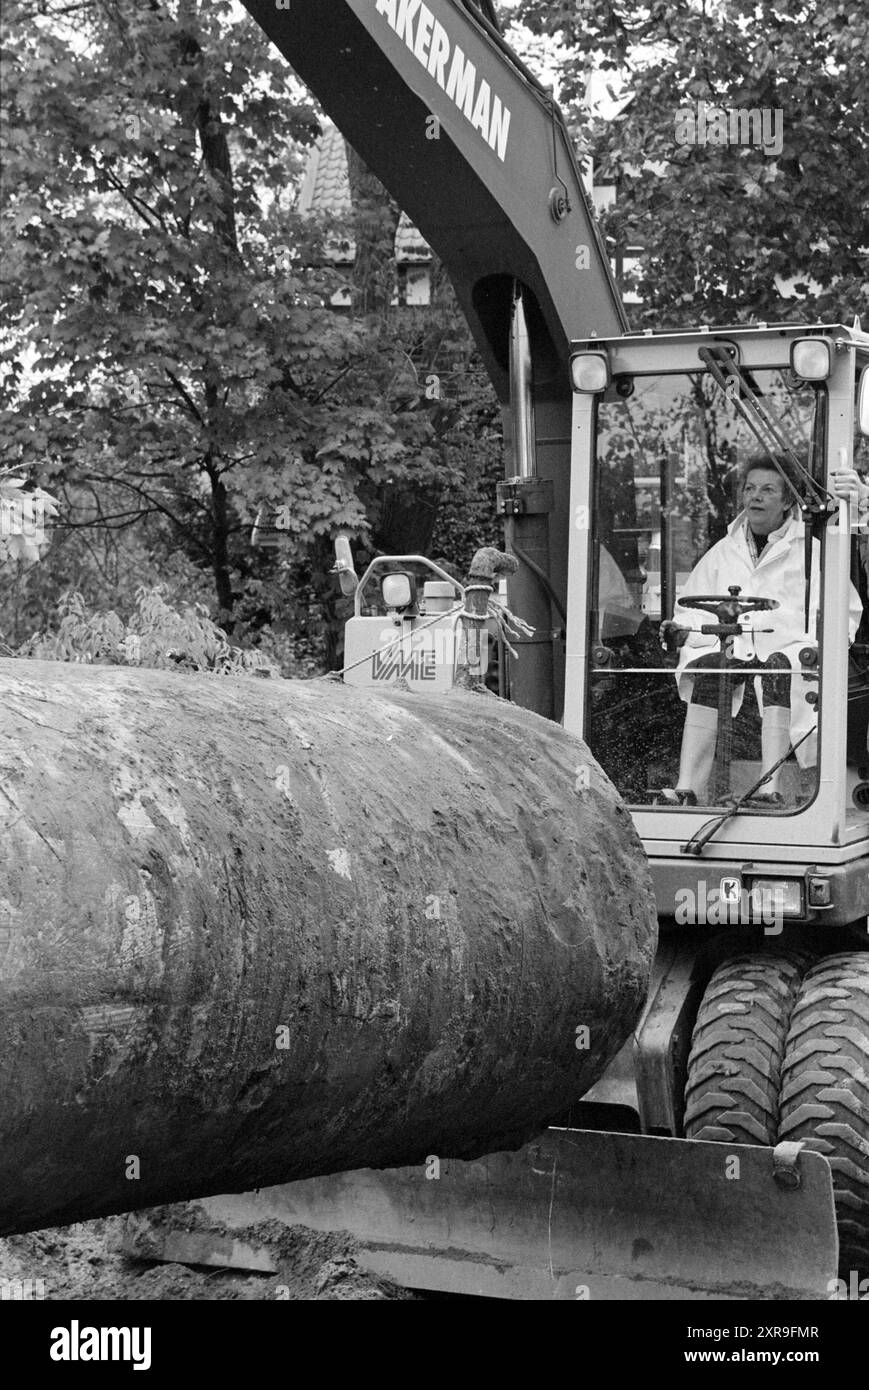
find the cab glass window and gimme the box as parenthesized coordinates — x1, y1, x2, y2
(588, 368, 826, 812)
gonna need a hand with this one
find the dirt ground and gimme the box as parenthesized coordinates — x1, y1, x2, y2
(0, 1215, 414, 1300)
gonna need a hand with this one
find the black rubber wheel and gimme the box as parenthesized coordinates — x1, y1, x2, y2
(779, 953, 869, 1276)
(684, 952, 809, 1145)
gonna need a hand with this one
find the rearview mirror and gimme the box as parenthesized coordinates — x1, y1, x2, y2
(858, 365, 869, 436)
(331, 533, 359, 597)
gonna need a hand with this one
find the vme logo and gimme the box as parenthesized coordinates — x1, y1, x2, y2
(370, 627, 472, 682)
(372, 647, 437, 681)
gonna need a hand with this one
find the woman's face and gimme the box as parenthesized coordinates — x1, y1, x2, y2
(742, 469, 788, 535)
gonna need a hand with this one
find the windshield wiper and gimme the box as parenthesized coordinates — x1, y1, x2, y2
(699, 343, 838, 630)
(682, 724, 817, 856)
(698, 344, 834, 513)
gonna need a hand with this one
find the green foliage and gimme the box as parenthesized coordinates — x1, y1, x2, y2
(515, 0, 869, 326)
(8, 0, 859, 676)
(428, 367, 504, 564)
(0, 0, 503, 662)
(21, 585, 277, 675)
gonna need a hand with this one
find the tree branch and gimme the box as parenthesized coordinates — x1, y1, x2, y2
(81, 471, 213, 557)
(164, 369, 205, 425)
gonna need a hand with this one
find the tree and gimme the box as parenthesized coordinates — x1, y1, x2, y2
(0, 2, 495, 661)
(344, 142, 401, 317)
(340, 138, 503, 561)
(516, 0, 869, 326)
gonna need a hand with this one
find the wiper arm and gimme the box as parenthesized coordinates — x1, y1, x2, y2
(700, 344, 838, 631)
(698, 345, 835, 514)
(682, 724, 817, 856)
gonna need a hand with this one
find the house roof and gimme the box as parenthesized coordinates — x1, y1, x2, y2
(298, 123, 430, 263)
(297, 122, 352, 217)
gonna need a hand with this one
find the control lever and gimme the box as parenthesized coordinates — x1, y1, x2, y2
(659, 620, 689, 654)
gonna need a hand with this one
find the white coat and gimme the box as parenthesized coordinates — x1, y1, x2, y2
(675, 509, 861, 766)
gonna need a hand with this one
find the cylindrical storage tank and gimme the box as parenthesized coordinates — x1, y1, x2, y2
(0, 660, 656, 1235)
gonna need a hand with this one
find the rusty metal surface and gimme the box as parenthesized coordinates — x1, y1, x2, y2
(134, 1128, 838, 1300)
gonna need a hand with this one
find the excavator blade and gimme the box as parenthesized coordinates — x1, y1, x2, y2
(125, 1128, 837, 1300)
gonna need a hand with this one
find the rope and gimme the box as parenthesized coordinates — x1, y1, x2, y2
(313, 604, 464, 681)
(316, 593, 536, 680)
(484, 602, 535, 660)
(456, 583, 535, 660)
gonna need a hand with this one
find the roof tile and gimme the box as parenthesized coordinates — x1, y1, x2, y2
(299, 123, 430, 263)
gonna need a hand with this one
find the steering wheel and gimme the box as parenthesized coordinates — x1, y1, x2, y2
(678, 590, 780, 616)
(661, 587, 781, 653)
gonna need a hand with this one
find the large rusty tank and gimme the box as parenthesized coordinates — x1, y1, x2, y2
(0, 660, 656, 1234)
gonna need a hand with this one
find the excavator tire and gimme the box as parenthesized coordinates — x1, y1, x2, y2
(684, 951, 810, 1145)
(779, 953, 869, 1276)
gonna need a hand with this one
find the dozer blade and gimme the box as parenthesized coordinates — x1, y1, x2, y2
(127, 1128, 838, 1300)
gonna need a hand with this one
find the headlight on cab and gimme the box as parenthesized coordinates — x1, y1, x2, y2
(570, 352, 610, 393)
(790, 338, 831, 381)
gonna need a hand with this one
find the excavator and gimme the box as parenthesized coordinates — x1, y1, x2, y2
(172, 0, 869, 1298)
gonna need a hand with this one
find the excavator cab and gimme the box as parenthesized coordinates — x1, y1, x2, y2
(566, 323, 869, 859)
